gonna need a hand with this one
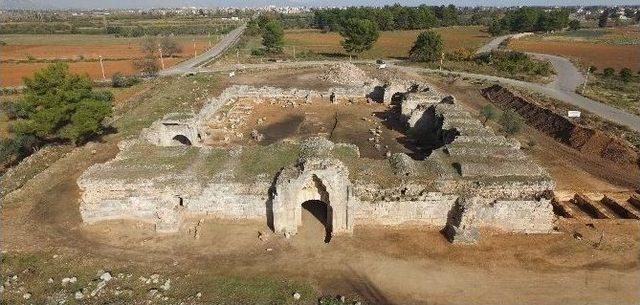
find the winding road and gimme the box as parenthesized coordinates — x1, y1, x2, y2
(459, 34, 639, 132)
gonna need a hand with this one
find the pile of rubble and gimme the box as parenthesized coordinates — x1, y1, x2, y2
(320, 62, 375, 87)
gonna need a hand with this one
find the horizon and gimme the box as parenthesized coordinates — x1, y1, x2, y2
(3, 0, 640, 10)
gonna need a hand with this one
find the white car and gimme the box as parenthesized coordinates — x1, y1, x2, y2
(376, 59, 387, 69)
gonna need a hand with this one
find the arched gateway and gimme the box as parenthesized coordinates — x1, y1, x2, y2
(271, 158, 356, 238)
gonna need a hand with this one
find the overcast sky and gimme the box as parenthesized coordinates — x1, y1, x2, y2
(4, 0, 639, 9)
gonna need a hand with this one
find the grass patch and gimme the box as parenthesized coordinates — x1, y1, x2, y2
(112, 73, 220, 137)
(236, 143, 300, 181)
(580, 74, 640, 116)
(1, 251, 315, 305)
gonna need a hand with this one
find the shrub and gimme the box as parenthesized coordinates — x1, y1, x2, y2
(159, 35, 182, 57)
(480, 104, 498, 125)
(250, 48, 267, 56)
(111, 72, 141, 88)
(262, 20, 284, 53)
(568, 19, 581, 31)
(620, 68, 633, 82)
(499, 109, 524, 135)
(134, 55, 160, 76)
(603, 67, 615, 77)
(588, 66, 597, 73)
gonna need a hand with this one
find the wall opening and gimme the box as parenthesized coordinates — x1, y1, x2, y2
(172, 135, 192, 146)
(300, 200, 332, 243)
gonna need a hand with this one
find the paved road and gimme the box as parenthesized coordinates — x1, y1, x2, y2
(159, 24, 246, 76)
(471, 34, 640, 132)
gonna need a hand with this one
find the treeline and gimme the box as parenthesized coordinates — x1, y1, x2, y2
(489, 7, 570, 36)
(0, 20, 237, 35)
(313, 5, 460, 31)
(105, 24, 233, 37)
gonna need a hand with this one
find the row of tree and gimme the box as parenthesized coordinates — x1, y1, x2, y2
(488, 7, 570, 36)
(313, 4, 459, 32)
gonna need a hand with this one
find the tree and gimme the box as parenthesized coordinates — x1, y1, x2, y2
(262, 20, 284, 53)
(598, 9, 609, 28)
(620, 68, 633, 83)
(499, 110, 524, 135)
(568, 19, 581, 31)
(141, 36, 158, 55)
(339, 18, 379, 57)
(603, 67, 615, 77)
(159, 35, 182, 57)
(134, 55, 160, 76)
(588, 66, 597, 73)
(11, 63, 112, 145)
(480, 104, 498, 125)
(409, 30, 443, 62)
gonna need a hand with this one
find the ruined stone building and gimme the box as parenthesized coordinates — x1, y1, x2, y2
(78, 82, 556, 243)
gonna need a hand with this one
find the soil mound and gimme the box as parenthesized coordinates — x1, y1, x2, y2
(482, 84, 639, 168)
(319, 62, 374, 87)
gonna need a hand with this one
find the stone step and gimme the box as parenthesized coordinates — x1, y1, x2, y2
(551, 198, 588, 220)
(601, 195, 640, 220)
(572, 194, 616, 219)
(629, 195, 640, 211)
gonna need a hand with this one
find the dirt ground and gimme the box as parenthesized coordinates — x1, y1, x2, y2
(2, 67, 639, 304)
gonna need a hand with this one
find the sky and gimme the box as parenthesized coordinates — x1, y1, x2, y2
(3, 0, 639, 9)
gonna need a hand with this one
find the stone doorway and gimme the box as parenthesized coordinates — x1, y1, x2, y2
(172, 135, 192, 145)
(300, 200, 332, 243)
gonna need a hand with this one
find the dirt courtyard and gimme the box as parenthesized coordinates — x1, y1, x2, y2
(2, 66, 640, 305)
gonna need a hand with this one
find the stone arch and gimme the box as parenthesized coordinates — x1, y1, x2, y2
(172, 135, 192, 146)
(271, 159, 355, 237)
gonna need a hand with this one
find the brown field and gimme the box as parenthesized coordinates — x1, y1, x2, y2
(1, 58, 182, 87)
(1, 34, 219, 86)
(509, 38, 640, 71)
(284, 26, 491, 58)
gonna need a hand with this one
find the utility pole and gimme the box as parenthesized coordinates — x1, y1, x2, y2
(159, 48, 165, 70)
(99, 55, 106, 80)
(292, 46, 296, 60)
(582, 67, 590, 93)
(193, 39, 197, 58)
(439, 51, 444, 71)
(236, 49, 240, 64)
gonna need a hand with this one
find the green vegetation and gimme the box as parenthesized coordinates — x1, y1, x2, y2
(262, 20, 285, 53)
(1, 251, 315, 305)
(488, 7, 570, 36)
(475, 51, 553, 77)
(499, 109, 525, 135)
(480, 104, 498, 125)
(568, 19, 581, 31)
(111, 72, 141, 88)
(339, 18, 380, 57)
(598, 9, 610, 28)
(409, 31, 444, 62)
(313, 5, 459, 31)
(582, 70, 640, 116)
(237, 143, 300, 181)
(8, 63, 112, 149)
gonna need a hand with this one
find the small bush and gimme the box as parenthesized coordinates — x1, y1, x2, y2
(620, 68, 633, 83)
(111, 72, 141, 88)
(603, 67, 615, 77)
(250, 48, 267, 56)
(499, 109, 524, 135)
(480, 104, 498, 125)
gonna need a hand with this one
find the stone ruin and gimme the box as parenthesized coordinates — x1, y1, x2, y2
(78, 80, 556, 244)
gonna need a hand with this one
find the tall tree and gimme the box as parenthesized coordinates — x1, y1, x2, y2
(409, 30, 443, 62)
(339, 18, 379, 57)
(11, 63, 112, 144)
(262, 19, 284, 53)
(598, 9, 609, 28)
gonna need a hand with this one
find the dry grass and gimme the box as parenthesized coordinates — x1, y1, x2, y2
(284, 26, 491, 59)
